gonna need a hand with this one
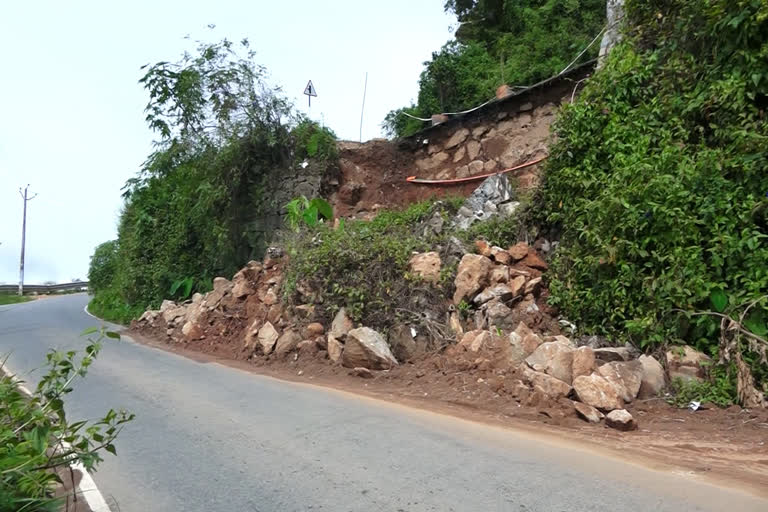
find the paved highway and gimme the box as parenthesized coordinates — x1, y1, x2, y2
(1, 294, 765, 511)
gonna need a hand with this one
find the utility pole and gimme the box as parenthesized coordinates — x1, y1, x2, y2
(18, 185, 37, 296)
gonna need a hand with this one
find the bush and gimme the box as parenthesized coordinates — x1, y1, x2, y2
(87, 240, 118, 294)
(539, 0, 768, 377)
(0, 328, 133, 511)
(282, 200, 461, 328)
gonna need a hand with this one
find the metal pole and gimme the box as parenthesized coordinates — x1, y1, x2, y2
(359, 72, 368, 143)
(18, 185, 36, 296)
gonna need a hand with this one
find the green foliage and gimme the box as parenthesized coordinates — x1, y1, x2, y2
(285, 196, 334, 231)
(0, 328, 133, 511)
(89, 38, 337, 320)
(87, 240, 119, 294)
(384, 0, 606, 137)
(539, 0, 768, 378)
(282, 200, 460, 328)
(0, 295, 32, 306)
(291, 120, 338, 161)
(668, 369, 738, 408)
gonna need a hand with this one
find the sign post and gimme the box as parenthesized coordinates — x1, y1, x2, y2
(303, 80, 317, 107)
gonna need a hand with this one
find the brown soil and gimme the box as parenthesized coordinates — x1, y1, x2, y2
(128, 329, 768, 499)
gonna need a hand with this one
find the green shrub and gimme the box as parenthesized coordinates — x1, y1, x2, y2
(87, 240, 118, 294)
(87, 287, 145, 325)
(668, 368, 738, 408)
(539, 0, 768, 380)
(0, 328, 133, 511)
(282, 200, 460, 328)
(291, 120, 337, 161)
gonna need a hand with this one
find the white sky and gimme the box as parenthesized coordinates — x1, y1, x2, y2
(0, 0, 455, 284)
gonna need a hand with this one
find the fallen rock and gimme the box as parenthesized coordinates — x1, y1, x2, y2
(257, 321, 280, 355)
(181, 321, 203, 341)
(508, 322, 543, 363)
(328, 336, 344, 363)
(297, 339, 319, 357)
(453, 174, 516, 229)
(342, 327, 398, 370)
(330, 308, 354, 338)
(244, 318, 261, 349)
(490, 246, 511, 265)
(524, 277, 542, 296)
(485, 299, 515, 330)
(409, 252, 442, 283)
(275, 329, 302, 357)
(573, 374, 624, 411)
(597, 361, 643, 403)
(666, 345, 712, 382)
(444, 127, 469, 149)
(213, 276, 233, 294)
(508, 242, 529, 261)
(525, 341, 575, 384)
(638, 355, 666, 399)
(473, 284, 515, 306)
(593, 347, 632, 363)
(303, 322, 325, 338)
(351, 367, 374, 379)
(520, 252, 548, 270)
(453, 254, 493, 304)
(489, 265, 510, 284)
(474, 240, 492, 257)
(507, 275, 526, 297)
(572, 346, 596, 379)
(524, 368, 572, 399)
(459, 330, 493, 352)
(389, 324, 425, 362)
(574, 402, 604, 423)
(605, 409, 638, 431)
(162, 304, 187, 325)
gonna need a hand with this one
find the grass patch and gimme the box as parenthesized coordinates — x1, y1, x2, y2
(87, 288, 145, 325)
(0, 294, 32, 305)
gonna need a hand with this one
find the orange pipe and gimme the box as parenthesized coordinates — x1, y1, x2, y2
(406, 156, 547, 185)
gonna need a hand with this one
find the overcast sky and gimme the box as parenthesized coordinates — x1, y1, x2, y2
(0, 0, 454, 284)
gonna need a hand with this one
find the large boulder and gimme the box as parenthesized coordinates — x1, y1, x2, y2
(453, 254, 493, 304)
(596, 361, 643, 403)
(572, 346, 596, 379)
(525, 340, 575, 384)
(408, 252, 442, 283)
(666, 345, 712, 382)
(342, 327, 398, 370)
(605, 409, 638, 431)
(508, 322, 543, 364)
(327, 308, 354, 363)
(523, 369, 572, 399)
(573, 374, 624, 411)
(574, 402, 604, 423)
(257, 322, 280, 355)
(637, 355, 666, 399)
(275, 329, 302, 357)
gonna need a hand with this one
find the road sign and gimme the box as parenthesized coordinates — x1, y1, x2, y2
(304, 80, 317, 106)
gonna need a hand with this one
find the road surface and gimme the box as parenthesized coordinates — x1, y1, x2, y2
(0, 294, 765, 512)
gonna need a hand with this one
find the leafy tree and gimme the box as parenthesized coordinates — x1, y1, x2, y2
(87, 240, 118, 294)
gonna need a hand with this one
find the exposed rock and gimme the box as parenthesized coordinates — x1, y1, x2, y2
(459, 330, 493, 352)
(597, 361, 643, 403)
(422, 210, 444, 237)
(468, 160, 485, 175)
(162, 304, 187, 325)
(520, 252, 548, 270)
(453, 254, 493, 304)
(213, 277, 232, 294)
(474, 240, 492, 257)
(508, 322, 543, 363)
(232, 278, 255, 299)
(638, 355, 666, 399)
(490, 246, 511, 265)
(389, 324, 424, 362)
(467, 140, 481, 160)
(244, 318, 261, 349)
(159, 300, 175, 312)
(449, 311, 464, 339)
(524, 277, 542, 296)
(139, 310, 159, 325)
(191, 292, 203, 304)
(666, 345, 712, 382)
(483, 161, 498, 173)
(257, 321, 280, 355)
(444, 128, 470, 149)
(524, 368, 572, 398)
(473, 284, 515, 306)
(303, 322, 325, 338)
(330, 308, 354, 338)
(409, 252, 442, 283)
(574, 402, 604, 423)
(328, 336, 344, 363)
(275, 329, 302, 357)
(181, 321, 203, 341)
(507, 275, 526, 297)
(485, 299, 515, 330)
(471, 126, 488, 139)
(573, 374, 624, 411)
(525, 341, 575, 384)
(342, 327, 398, 370)
(593, 347, 632, 363)
(453, 146, 466, 163)
(508, 242, 529, 261)
(489, 265, 510, 284)
(572, 346, 596, 379)
(293, 304, 316, 320)
(453, 174, 516, 230)
(605, 409, 637, 431)
(351, 367, 374, 379)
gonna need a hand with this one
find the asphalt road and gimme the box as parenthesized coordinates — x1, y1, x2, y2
(1, 294, 765, 512)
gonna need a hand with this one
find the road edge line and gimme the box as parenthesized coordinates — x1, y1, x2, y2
(3, 366, 112, 512)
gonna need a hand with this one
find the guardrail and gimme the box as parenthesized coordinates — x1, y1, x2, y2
(0, 282, 89, 294)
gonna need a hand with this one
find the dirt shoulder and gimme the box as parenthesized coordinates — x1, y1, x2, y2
(128, 329, 768, 499)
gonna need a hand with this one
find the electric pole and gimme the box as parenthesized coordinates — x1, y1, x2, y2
(18, 185, 37, 296)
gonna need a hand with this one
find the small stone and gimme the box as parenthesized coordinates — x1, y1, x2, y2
(467, 140, 481, 160)
(304, 322, 325, 337)
(352, 367, 374, 379)
(473, 284, 515, 306)
(453, 146, 466, 163)
(459, 330, 493, 352)
(574, 402, 604, 423)
(297, 339, 319, 357)
(605, 409, 638, 431)
(507, 275, 526, 297)
(475, 240, 492, 257)
(521, 252, 548, 270)
(666, 345, 712, 383)
(508, 242, 529, 261)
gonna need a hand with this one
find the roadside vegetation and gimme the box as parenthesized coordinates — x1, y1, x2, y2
(88, 38, 337, 323)
(0, 295, 32, 306)
(0, 328, 133, 511)
(383, 0, 606, 137)
(538, 0, 768, 400)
